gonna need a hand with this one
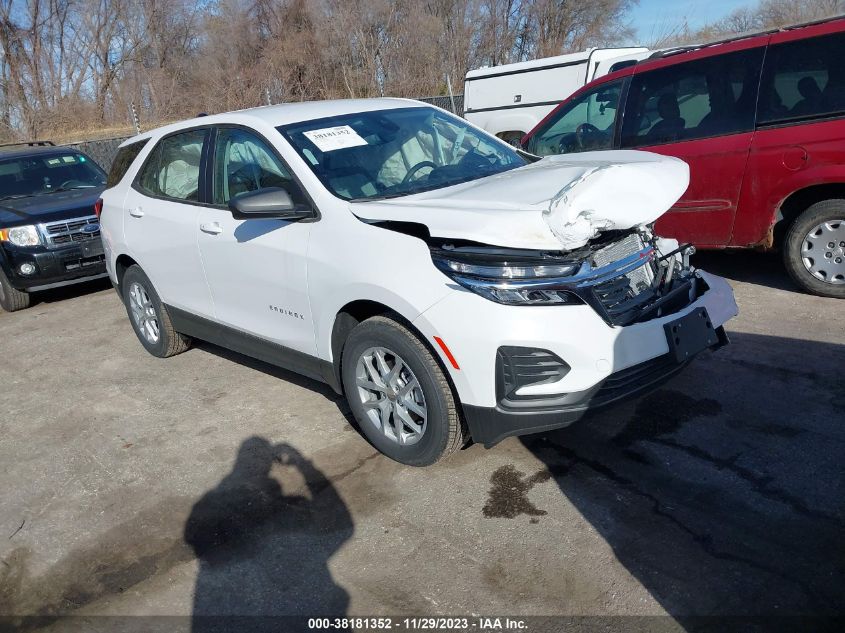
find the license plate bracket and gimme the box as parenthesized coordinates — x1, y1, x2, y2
(664, 307, 718, 363)
(81, 240, 104, 258)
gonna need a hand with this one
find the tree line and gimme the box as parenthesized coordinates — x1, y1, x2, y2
(0, 0, 840, 143)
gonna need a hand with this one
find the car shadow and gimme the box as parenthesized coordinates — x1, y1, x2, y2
(692, 250, 802, 294)
(28, 275, 113, 307)
(185, 437, 353, 632)
(517, 332, 844, 625)
(192, 341, 359, 432)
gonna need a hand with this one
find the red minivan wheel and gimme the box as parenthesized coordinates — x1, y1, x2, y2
(784, 200, 845, 299)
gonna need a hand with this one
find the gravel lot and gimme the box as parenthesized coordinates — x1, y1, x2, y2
(0, 251, 843, 630)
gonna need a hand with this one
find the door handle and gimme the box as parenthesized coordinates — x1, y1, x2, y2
(128, 207, 144, 218)
(200, 222, 223, 235)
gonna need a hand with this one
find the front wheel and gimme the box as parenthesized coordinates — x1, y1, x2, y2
(341, 316, 465, 466)
(0, 269, 30, 312)
(784, 200, 845, 298)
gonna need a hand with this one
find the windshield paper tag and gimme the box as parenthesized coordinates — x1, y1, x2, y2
(303, 126, 367, 152)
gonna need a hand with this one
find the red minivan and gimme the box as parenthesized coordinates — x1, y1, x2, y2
(522, 17, 845, 298)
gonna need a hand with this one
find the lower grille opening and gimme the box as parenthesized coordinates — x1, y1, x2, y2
(496, 346, 570, 404)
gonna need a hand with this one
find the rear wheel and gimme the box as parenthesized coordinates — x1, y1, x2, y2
(784, 200, 845, 298)
(0, 269, 30, 312)
(122, 265, 191, 357)
(341, 315, 465, 466)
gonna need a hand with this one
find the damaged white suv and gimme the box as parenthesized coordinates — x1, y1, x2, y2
(100, 99, 738, 466)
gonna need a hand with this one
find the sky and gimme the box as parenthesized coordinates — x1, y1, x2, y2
(631, 0, 758, 43)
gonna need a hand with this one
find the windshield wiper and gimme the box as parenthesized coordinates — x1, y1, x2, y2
(46, 185, 99, 194)
(0, 193, 36, 201)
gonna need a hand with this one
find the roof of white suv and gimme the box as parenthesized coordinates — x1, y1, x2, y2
(120, 98, 427, 147)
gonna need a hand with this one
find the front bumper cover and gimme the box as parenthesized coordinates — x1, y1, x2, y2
(464, 326, 728, 447)
(2, 242, 106, 291)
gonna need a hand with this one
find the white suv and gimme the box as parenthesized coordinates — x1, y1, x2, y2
(100, 98, 738, 466)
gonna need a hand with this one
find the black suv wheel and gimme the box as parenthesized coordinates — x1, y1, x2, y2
(0, 269, 31, 312)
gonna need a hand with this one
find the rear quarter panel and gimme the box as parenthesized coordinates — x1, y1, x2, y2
(735, 117, 845, 247)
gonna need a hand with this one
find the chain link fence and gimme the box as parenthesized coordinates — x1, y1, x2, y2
(62, 95, 466, 172)
(416, 95, 464, 116)
(63, 137, 129, 172)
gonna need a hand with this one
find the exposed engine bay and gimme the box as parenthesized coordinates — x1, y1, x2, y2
(429, 227, 703, 326)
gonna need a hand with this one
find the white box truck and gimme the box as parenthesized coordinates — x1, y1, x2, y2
(463, 47, 650, 143)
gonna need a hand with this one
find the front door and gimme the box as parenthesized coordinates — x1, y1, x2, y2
(619, 46, 766, 247)
(197, 126, 315, 355)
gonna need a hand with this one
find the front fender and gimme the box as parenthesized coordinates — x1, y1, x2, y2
(308, 217, 453, 363)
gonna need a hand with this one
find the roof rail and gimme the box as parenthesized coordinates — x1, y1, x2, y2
(645, 13, 845, 62)
(0, 140, 55, 149)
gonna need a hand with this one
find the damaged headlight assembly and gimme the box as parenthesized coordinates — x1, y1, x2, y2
(432, 255, 583, 305)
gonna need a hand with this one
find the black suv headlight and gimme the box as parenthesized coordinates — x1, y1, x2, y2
(0, 225, 41, 247)
(432, 254, 583, 306)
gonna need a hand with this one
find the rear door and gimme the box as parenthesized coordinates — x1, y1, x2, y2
(123, 127, 214, 317)
(736, 26, 845, 246)
(620, 45, 766, 246)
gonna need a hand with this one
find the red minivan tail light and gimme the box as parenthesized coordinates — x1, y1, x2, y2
(94, 198, 103, 219)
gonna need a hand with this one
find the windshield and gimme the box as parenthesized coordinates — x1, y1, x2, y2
(279, 107, 526, 201)
(0, 152, 106, 200)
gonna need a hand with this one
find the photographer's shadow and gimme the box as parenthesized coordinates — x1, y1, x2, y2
(184, 437, 352, 631)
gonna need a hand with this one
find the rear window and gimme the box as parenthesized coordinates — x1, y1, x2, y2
(107, 139, 148, 188)
(758, 31, 845, 126)
(621, 47, 764, 148)
(136, 129, 207, 202)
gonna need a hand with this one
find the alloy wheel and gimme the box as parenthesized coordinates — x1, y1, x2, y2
(128, 282, 161, 344)
(355, 346, 428, 445)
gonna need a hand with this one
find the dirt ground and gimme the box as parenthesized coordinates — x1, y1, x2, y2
(0, 250, 842, 631)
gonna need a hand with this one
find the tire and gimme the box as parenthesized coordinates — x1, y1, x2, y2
(0, 269, 31, 312)
(341, 315, 465, 466)
(121, 265, 191, 357)
(783, 200, 845, 299)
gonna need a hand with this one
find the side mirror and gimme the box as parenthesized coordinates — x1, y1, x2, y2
(228, 187, 313, 221)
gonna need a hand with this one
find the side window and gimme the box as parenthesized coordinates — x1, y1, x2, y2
(107, 139, 148, 188)
(137, 129, 207, 201)
(213, 128, 303, 205)
(758, 32, 845, 126)
(621, 48, 764, 148)
(527, 80, 623, 155)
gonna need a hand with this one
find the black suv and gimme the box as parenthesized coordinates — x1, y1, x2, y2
(0, 141, 108, 312)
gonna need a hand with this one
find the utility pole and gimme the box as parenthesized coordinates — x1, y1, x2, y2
(446, 74, 457, 115)
(129, 101, 141, 134)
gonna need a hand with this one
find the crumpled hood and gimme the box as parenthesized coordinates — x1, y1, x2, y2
(350, 150, 689, 251)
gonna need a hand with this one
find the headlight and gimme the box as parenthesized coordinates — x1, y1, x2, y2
(0, 225, 41, 247)
(433, 254, 583, 306)
(436, 258, 579, 279)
